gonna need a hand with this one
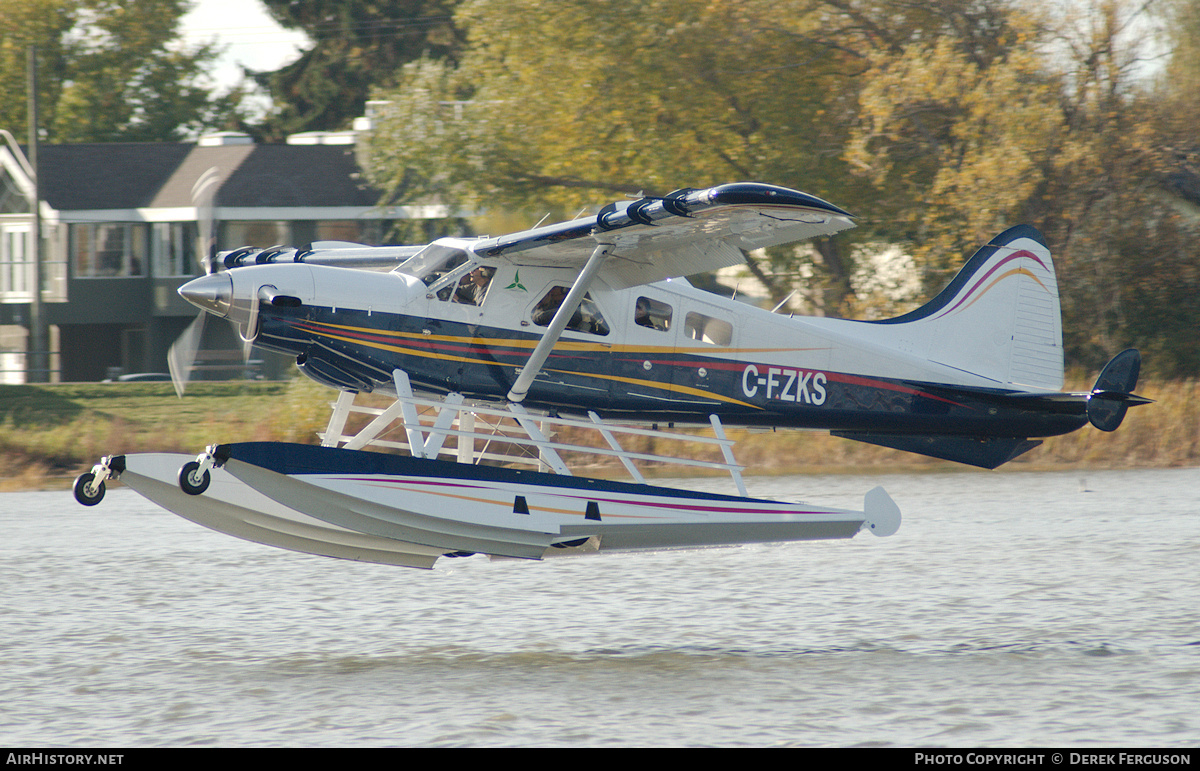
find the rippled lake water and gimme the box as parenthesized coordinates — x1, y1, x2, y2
(2, 468, 1198, 747)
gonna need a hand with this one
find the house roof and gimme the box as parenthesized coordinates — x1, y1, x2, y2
(33, 141, 382, 214)
(214, 145, 380, 208)
(38, 144, 194, 211)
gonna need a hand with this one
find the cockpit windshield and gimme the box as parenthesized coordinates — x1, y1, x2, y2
(393, 238, 477, 282)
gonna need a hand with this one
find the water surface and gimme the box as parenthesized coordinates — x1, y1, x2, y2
(2, 468, 1197, 747)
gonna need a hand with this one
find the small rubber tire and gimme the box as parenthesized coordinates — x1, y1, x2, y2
(179, 461, 211, 496)
(73, 472, 105, 506)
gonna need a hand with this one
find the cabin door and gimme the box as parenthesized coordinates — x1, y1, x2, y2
(670, 298, 737, 410)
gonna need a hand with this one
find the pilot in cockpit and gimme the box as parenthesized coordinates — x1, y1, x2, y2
(454, 267, 493, 305)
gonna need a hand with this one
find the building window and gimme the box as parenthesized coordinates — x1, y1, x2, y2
(314, 220, 365, 243)
(71, 223, 148, 277)
(152, 222, 197, 277)
(223, 221, 288, 249)
(0, 226, 30, 294)
(0, 168, 30, 214)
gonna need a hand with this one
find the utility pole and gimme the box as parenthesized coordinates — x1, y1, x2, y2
(27, 45, 47, 383)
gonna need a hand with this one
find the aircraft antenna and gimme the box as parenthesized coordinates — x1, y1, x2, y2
(771, 290, 797, 313)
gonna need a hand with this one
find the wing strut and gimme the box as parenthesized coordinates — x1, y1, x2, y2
(507, 242, 612, 403)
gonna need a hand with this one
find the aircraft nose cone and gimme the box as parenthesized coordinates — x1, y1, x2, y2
(179, 272, 233, 317)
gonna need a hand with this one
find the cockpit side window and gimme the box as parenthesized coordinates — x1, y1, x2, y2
(532, 286, 610, 336)
(451, 266, 495, 305)
(634, 296, 672, 332)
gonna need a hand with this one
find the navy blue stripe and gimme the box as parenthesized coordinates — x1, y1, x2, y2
(219, 442, 773, 503)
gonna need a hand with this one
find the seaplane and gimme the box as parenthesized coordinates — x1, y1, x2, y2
(72, 182, 1150, 569)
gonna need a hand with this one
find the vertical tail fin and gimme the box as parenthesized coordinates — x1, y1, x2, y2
(877, 225, 1063, 390)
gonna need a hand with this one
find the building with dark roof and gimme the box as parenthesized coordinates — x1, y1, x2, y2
(0, 130, 439, 382)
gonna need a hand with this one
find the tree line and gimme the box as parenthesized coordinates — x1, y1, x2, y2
(2, 0, 1197, 376)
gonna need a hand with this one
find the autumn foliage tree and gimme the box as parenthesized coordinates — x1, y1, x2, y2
(363, 0, 879, 312)
(359, 0, 1199, 375)
(850, 0, 1200, 374)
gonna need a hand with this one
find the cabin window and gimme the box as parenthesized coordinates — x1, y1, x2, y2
(532, 286, 610, 336)
(422, 258, 476, 302)
(423, 254, 467, 285)
(684, 311, 732, 345)
(635, 296, 672, 332)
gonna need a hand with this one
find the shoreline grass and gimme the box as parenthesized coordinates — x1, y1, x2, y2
(1, 375, 1194, 492)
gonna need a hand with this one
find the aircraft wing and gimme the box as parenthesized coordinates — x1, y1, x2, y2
(473, 182, 855, 289)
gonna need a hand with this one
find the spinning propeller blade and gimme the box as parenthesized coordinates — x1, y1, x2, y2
(167, 312, 206, 398)
(191, 166, 219, 275)
(170, 165, 222, 397)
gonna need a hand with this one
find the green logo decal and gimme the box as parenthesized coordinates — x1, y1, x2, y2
(506, 271, 527, 292)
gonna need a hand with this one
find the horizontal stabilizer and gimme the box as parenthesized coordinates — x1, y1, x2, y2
(1087, 348, 1152, 432)
(831, 432, 1043, 470)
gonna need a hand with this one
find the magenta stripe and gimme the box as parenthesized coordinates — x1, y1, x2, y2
(321, 476, 834, 516)
(933, 250, 1045, 319)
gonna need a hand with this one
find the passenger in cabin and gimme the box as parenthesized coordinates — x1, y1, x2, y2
(634, 297, 654, 328)
(634, 296, 670, 332)
(532, 286, 609, 335)
(533, 286, 573, 325)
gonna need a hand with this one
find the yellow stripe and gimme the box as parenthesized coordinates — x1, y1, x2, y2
(300, 320, 825, 356)
(952, 268, 1049, 315)
(305, 326, 760, 409)
(312, 330, 493, 367)
(545, 368, 758, 408)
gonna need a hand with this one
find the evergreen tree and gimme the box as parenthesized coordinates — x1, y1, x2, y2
(252, 0, 464, 141)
